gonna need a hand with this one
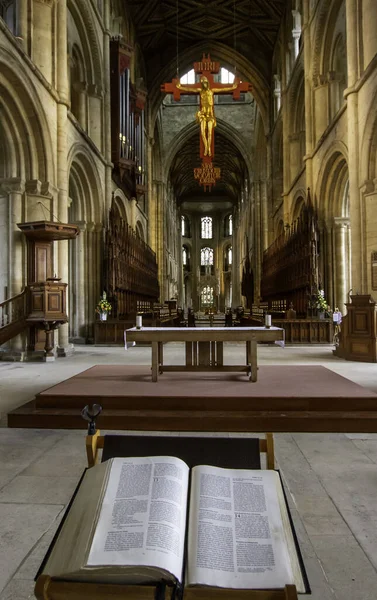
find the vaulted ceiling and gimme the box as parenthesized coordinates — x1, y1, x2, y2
(169, 130, 249, 203)
(126, 0, 287, 207)
(126, 0, 286, 84)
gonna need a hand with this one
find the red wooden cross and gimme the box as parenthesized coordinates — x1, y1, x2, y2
(161, 54, 251, 162)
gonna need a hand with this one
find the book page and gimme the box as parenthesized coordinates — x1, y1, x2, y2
(87, 456, 189, 583)
(187, 466, 295, 590)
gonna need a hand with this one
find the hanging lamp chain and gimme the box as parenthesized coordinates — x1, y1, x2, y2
(176, 0, 179, 78)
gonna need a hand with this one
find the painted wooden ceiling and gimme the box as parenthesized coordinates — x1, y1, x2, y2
(126, 0, 286, 82)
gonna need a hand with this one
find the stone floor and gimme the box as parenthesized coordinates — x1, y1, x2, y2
(1, 343, 377, 599)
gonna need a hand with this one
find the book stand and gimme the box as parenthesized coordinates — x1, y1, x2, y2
(35, 431, 300, 600)
(35, 575, 298, 600)
(85, 431, 276, 470)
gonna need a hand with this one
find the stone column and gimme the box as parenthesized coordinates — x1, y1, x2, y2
(32, 0, 53, 83)
(232, 208, 241, 308)
(0, 180, 25, 356)
(345, 0, 363, 292)
(333, 218, 348, 311)
(326, 226, 334, 309)
(17, 0, 29, 53)
(254, 182, 261, 302)
(261, 180, 269, 252)
(302, 0, 313, 188)
(56, 0, 71, 354)
(72, 220, 87, 343)
(363, 0, 377, 67)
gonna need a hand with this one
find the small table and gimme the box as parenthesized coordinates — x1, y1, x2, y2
(125, 326, 284, 382)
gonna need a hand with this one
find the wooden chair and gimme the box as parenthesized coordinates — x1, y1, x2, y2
(86, 431, 275, 470)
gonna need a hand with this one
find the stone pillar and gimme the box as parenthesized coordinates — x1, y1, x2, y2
(103, 0, 111, 165)
(363, 0, 377, 68)
(72, 220, 87, 342)
(326, 226, 334, 309)
(232, 209, 241, 308)
(302, 0, 313, 188)
(0, 180, 25, 356)
(17, 0, 29, 53)
(261, 180, 269, 252)
(313, 76, 328, 143)
(56, 0, 71, 354)
(345, 0, 363, 292)
(333, 218, 348, 312)
(254, 182, 261, 302)
(32, 0, 53, 83)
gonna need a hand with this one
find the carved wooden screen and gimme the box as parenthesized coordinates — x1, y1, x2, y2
(104, 205, 159, 318)
(261, 203, 319, 316)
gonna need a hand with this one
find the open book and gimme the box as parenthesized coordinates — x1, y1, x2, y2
(38, 457, 306, 593)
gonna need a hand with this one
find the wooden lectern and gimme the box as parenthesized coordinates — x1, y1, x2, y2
(334, 294, 377, 362)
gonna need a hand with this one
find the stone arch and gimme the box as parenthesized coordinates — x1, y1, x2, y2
(312, 0, 345, 79)
(135, 220, 145, 240)
(315, 144, 350, 310)
(0, 51, 54, 182)
(164, 119, 253, 187)
(291, 190, 306, 222)
(67, 146, 103, 342)
(67, 145, 102, 223)
(316, 144, 349, 219)
(360, 87, 377, 186)
(112, 189, 130, 224)
(67, 0, 103, 90)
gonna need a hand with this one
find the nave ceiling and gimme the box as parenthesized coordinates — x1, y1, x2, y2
(126, 0, 287, 212)
(126, 0, 286, 84)
(169, 130, 249, 205)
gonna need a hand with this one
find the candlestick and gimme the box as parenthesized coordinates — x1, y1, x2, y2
(136, 315, 142, 329)
(265, 314, 271, 328)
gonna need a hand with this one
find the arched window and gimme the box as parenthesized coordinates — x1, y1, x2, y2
(201, 247, 214, 266)
(181, 215, 190, 237)
(0, 0, 17, 34)
(224, 214, 232, 236)
(180, 69, 195, 84)
(224, 246, 232, 271)
(183, 245, 190, 270)
(220, 68, 234, 84)
(201, 286, 214, 308)
(201, 216, 212, 239)
(182, 246, 187, 266)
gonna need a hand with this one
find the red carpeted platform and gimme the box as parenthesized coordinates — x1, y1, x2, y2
(8, 365, 377, 432)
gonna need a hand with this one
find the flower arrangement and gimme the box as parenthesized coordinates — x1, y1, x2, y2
(96, 292, 112, 314)
(315, 289, 328, 312)
(309, 288, 330, 313)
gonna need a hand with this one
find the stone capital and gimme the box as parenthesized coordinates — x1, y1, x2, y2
(0, 177, 25, 194)
(25, 179, 42, 194)
(333, 217, 349, 228)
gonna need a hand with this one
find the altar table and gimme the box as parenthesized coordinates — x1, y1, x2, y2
(125, 326, 284, 382)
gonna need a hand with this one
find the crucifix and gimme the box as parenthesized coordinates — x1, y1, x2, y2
(161, 54, 252, 161)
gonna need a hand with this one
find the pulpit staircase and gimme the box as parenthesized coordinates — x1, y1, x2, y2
(0, 290, 28, 347)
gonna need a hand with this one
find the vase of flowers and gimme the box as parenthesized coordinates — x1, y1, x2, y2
(96, 292, 112, 321)
(315, 289, 328, 317)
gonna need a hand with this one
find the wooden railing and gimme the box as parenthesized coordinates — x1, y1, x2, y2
(0, 289, 28, 346)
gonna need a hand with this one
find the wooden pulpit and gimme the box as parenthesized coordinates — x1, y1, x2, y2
(18, 221, 79, 358)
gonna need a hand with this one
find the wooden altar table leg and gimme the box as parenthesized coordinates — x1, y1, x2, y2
(158, 341, 163, 374)
(250, 338, 258, 382)
(186, 341, 193, 366)
(151, 341, 158, 381)
(216, 341, 223, 366)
